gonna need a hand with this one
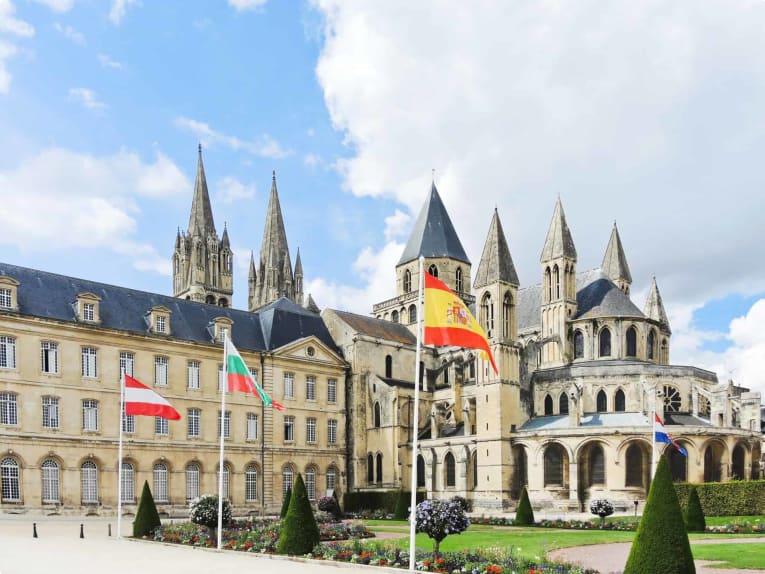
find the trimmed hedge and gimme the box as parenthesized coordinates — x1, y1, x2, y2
(133, 481, 161, 537)
(684, 486, 706, 532)
(675, 480, 765, 516)
(343, 490, 426, 513)
(277, 473, 320, 555)
(514, 486, 535, 526)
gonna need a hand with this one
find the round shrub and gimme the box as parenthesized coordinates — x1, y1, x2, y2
(189, 494, 232, 530)
(317, 495, 336, 513)
(415, 498, 470, 559)
(590, 499, 614, 523)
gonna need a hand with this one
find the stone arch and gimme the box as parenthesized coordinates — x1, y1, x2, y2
(543, 442, 569, 487)
(614, 388, 626, 412)
(511, 444, 528, 499)
(666, 442, 690, 482)
(703, 439, 727, 482)
(624, 442, 650, 490)
(596, 389, 608, 412)
(444, 451, 456, 488)
(599, 327, 612, 357)
(544, 393, 554, 415)
(731, 442, 747, 480)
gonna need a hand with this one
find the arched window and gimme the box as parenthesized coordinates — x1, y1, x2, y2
(282, 464, 294, 495)
(480, 293, 494, 337)
(185, 463, 200, 501)
(596, 390, 608, 412)
(42, 459, 60, 504)
(404, 270, 412, 293)
(512, 447, 528, 498)
(662, 385, 681, 412)
(367, 454, 374, 485)
(427, 264, 438, 278)
(544, 394, 553, 415)
(559, 393, 569, 415)
(545, 267, 552, 302)
(120, 461, 134, 503)
(626, 326, 637, 357)
(326, 466, 337, 492)
(704, 445, 722, 483)
(647, 330, 656, 360)
(543, 444, 566, 486)
(731, 445, 746, 480)
(385, 355, 392, 378)
(305, 466, 317, 501)
(1, 457, 20, 501)
(661, 338, 668, 363)
(599, 328, 612, 357)
(81, 461, 98, 504)
(376, 453, 383, 484)
(625, 444, 645, 487)
(553, 264, 560, 299)
(574, 330, 584, 359)
(455, 267, 463, 292)
(408, 304, 417, 325)
(589, 445, 605, 486)
(373, 402, 381, 428)
(471, 451, 478, 491)
(205, 294, 215, 305)
(416, 455, 425, 488)
(445, 452, 456, 487)
(153, 463, 168, 503)
(502, 292, 512, 338)
(615, 389, 626, 412)
(468, 358, 475, 380)
(391, 310, 399, 323)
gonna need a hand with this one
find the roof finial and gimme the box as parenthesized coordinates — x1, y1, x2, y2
(198, 142, 202, 154)
(432, 168, 435, 184)
(272, 169, 276, 181)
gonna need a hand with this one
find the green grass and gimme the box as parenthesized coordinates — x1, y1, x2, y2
(690, 543, 765, 570)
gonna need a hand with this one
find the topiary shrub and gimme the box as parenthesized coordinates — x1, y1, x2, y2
(189, 494, 232, 540)
(451, 495, 471, 513)
(590, 499, 614, 525)
(415, 499, 470, 560)
(685, 485, 706, 533)
(277, 473, 320, 555)
(133, 481, 161, 537)
(624, 455, 696, 574)
(393, 490, 409, 520)
(514, 486, 535, 526)
(331, 489, 343, 519)
(280, 486, 292, 519)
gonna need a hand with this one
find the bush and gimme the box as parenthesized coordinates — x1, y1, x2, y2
(280, 486, 292, 519)
(277, 473, 320, 555)
(685, 485, 706, 533)
(590, 499, 614, 524)
(514, 486, 535, 526)
(451, 495, 471, 513)
(393, 490, 409, 520)
(415, 499, 470, 559)
(318, 495, 336, 513)
(133, 481, 161, 537)
(189, 494, 232, 530)
(624, 455, 695, 574)
(674, 480, 765, 516)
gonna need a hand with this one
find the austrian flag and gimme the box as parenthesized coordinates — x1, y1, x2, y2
(124, 375, 181, 420)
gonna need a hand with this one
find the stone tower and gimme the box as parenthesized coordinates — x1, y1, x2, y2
(601, 222, 632, 295)
(539, 198, 577, 366)
(173, 145, 233, 307)
(644, 276, 671, 364)
(248, 172, 303, 311)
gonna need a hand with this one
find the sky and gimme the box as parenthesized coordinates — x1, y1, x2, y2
(0, 0, 764, 396)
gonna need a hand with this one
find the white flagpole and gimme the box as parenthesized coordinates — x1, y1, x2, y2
(408, 256, 425, 572)
(117, 367, 125, 539)
(651, 387, 658, 479)
(217, 330, 229, 550)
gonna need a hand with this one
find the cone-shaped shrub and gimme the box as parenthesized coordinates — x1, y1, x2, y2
(277, 474, 320, 555)
(685, 485, 706, 533)
(280, 486, 292, 519)
(133, 481, 161, 537)
(393, 490, 409, 520)
(624, 455, 696, 574)
(514, 486, 535, 525)
(331, 489, 343, 519)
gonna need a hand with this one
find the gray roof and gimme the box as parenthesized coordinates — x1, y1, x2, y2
(540, 197, 577, 262)
(330, 309, 417, 345)
(519, 412, 649, 431)
(644, 277, 671, 333)
(0, 262, 337, 353)
(601, 223, 632, 284)
(187, 145, 216, 236)
(663, 413, 711, 427)
(397, 183, 470, 266)
(474, 209, 519, 288)
(575, 275, 644, 320)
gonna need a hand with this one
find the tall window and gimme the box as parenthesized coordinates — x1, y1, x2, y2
(367, 454, 374, 484)
(553, 264, 560, 299)
(385, 355, 393, 378)
(81, 461, 98, 503)
(599, 328, 612, 357)
(408, 304, 417, 324)
(153, 463, 168, 503)
(121, 462, 134, 503)
(625, 444, 644, 487)
(0, 288, 11, 308)
(574, 330, 584, 359)
(305, 467, 317, 501)
(217, 411, 231, 438)
(376, 453, 383, 484)
(156, 315, 167, 333)
(589, 445, 605, 485)
(154, 356, 169, 386)
(615, 389, 626, 412)
(282, 465, 294, 495)
(155, 416, 169, 436)
(82, 347, 97, 378)
(185, 464, 200, 501)
(559, 393, 569, 415)
(0, 336, 16, 369)
(417, 455, 426, 488)
(187, 360, 200, 389)
(40, 341, 58, 374)
(445, 452, 456, 487)
(327, 378, 337, 403)
(0, 393, 18, 425)
(326, 466, 337, 492)
(121, 404, 135, 433)
(220, 464, 230, 500)
(544, 394, 553, 415)
(328, 419, 337, 445)
(306, 376, 316, 400)
(42, 460, 60, 503)
(404, 269, 412, 293)
(373, 401, 381, 428)
(187, 408, 201, 438)
(245, 465, 258, 501)
(284, 415, 295, 441)
(480, 293, 494, 336)
(42, 396, 59, 429)
(119, 351, 135, 377)
(284, 373, 294, 398)
(82, 400, 98, 431)
(217, 364, 225, 391)
(647, 330, 656, 360)
(626, 327, 637, 357)
(596, 390, 608, 412)
(455, 267, 463, 292)
(306, 417, 317, 443)
(545, 267, 552, 302)
(543, 444, 565, 486)
(1, 458, 20, 501)
(427, 264, 438, 278)
(391, 310, 399, 323)
(246, 413, 259, 440)
(502, 293, 512, 338)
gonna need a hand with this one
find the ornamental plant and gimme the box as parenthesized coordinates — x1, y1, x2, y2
(318, 495, 336, 513)
(589, 499, 614, 525)
(280, 486, 292, 518)
(277, 473, 320, 555)
(189, 494, 232, 539)
(133, 480, 161, 537)
(415, 498, 470, 560)
(684, 485, 706, 533)
(514, 486, 535, 525)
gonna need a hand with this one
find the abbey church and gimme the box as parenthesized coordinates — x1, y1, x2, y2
(0, 148, 761, 515)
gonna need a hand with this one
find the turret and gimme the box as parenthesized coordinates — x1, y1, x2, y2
(601, 222, 632, 295)
(644, 277, 671, 364)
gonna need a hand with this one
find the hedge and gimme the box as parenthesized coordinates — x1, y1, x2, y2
(343, 490, 426, 513)
(674, 480, 765, 516)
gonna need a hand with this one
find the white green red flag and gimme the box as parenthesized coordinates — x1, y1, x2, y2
(124, 374, 181, 419)
(226, 339, 285, 410)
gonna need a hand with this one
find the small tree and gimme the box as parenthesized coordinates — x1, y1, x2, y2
(514, 486, 535, 526)
(393, 490, 409, 520)
(280, 486, 292, 519)
(415, 499, 470, 560)
(277, 473, 320, 555)
(624, 455, 696, 574)
(685, 485, 706, 533)
(189, 494, 232, 540)
(590, 499, 615, 525)
(133, 481, 161, 537)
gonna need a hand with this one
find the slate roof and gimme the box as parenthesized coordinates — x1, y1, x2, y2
(540, 197, 577, 262)
(397, 183, 470, 266)
(575, 277, 644, 320)
(0, 262, 337, 353)
(474, 209, 519, 288)
(664, 413, 712, 427)
(331, 310, 417, 345)
(519, 412, 648, 431)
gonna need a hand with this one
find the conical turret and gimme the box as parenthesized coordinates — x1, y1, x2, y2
(644, 277, 671, 333)
(601, 222, 632, 294)
(541, 197, 577, 263)
(475, 209, 519, 288)
(220, 223, 231, 249)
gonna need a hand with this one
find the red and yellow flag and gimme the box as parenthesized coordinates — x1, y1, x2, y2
(423, 273, 498, 374)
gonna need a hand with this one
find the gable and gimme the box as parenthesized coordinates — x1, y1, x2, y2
(272, 336, 347, 368)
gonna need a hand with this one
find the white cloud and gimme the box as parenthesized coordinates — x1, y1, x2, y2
(215, 175, 256, 204)
(97, 53, 124, 70)
(228, 0, 267, 12)
(31, 0, 74, 13)
(303, 153, 321, 168)
(383, 209, 410, 242)
(109, 0, 138, 25)
(0, 0, 34, 36)
(53, 22, 85, 45)
(175, 116, 289, 159)
(68, 87, 107, 111)
(0, 41, 16, 94)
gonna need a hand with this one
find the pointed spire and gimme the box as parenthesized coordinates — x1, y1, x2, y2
(644, 277, 671, 333)
(248, 251, 256, 279)
(601, 222, 632, 284)
(398, 182, 470, 266)
(260, 171, 290, 268)
(187, 145, 216, 236)
(175, 227, 181, 249)
(294, 247, 303, 276)
(540, 197, 577, 263)
(304, 293, 320, 314)
(474, 209, 519, 288)
(220, 222, 230, 248)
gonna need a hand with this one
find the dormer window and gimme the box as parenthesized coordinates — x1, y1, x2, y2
(157, 316, 166, 333)
(146, 306, 171, 336)
(210, 316, 233, 343)
(0, 276, 19, 311)
(75, 293, 101, 324)
(83, 303, 95, 322)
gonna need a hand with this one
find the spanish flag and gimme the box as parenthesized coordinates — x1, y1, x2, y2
(423, 273, 498, 374)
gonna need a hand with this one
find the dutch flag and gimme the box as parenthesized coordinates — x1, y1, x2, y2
(654, 413, 687, 456)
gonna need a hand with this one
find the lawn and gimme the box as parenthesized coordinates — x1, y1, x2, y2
(691, 543, 765, 570)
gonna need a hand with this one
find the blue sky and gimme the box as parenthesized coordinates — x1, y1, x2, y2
(1, 0, 764, 395)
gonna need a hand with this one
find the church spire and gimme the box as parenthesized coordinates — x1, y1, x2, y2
(540, 197, 577, 263)
(187, 144, 216, 236)
(601, 222, 632, 294)
(644, 276, 671, 333)
(474, 208, 519, 288)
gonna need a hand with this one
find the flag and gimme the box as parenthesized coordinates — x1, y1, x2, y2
(226, 339, 285, 410)
(423, 273, 498, 374)
(654, 413, 687, 456)
(124, 375, 181, 420)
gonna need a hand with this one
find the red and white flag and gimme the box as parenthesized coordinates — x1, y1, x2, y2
(124, 374, 181, 420)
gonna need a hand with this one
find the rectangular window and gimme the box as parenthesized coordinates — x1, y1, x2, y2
(217, 410, 231, 438)
(218, 364, 225, 392)
(246, 413, 259, 440)
(155, 416, 169, 435)
(185, 465, 200, 501)
(283, 415, 294, 441)
(121, 404, 134, 433)
(82, 400, 98, 431)
(0, 393, 18, 425)
(327, 378, 337, 403)
(154, 356, 168, 386)
(81, 347, 97, 378)
(42, 397, 59, 429)
(0, 336, 16, 369)
(306, 376, 316, 401)
(306, 417, 317, 443)
(187, 408, 201, 438)
(156, 315, 166, 333)
(83, 302, 95, 321)
(119, 351, 135, 378)
(187, 360, 200, 389)
(328, 419, 337, 445)
(249, 368, 258, 384)
(0, 288, 11, 308)
(283, 373, 294, 399)
(40, 341, 59, 374)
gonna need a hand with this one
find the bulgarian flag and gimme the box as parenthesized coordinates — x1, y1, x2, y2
(423, 273, 498, 374)
(124, 374, 181, 419)
(226, 339, 285, 410)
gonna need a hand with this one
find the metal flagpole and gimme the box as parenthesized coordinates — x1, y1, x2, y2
(117, 367, 125, 539)
(217, 330, 229, 550)
(408, 256, 425, 572)
(651, 389, 658, 479)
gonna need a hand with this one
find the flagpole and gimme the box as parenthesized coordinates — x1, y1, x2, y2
(117, 367, 125, 539)
(408, 256, 425, 572)
(651, 386, 658, 479)
(217, 329, 229, 550)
